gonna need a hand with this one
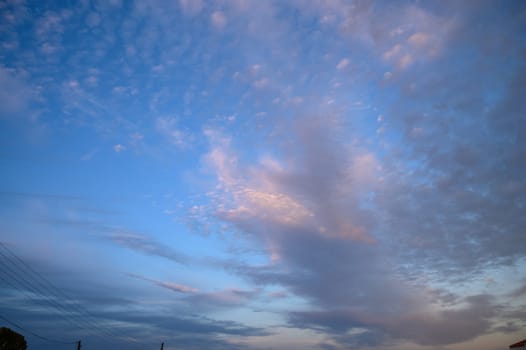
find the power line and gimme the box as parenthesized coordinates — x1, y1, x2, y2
(0, 242, 152, 348)
(0, 243, 135, 344)
(0, 242, 125, 341)
(0, 313, 78, 344)
(0, 248, 95, 338)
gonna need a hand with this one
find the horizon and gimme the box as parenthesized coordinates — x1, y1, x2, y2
(1, 1, 526, 349)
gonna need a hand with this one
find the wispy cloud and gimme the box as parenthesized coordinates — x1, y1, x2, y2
(155, 116, 190, 148)
(336, 58, 349, 70)
(509, 282, 526, 298)
(179, 0, 203, 16)
(0, 66, 34, 119)
(183, 287, 261, 310)
(211, 11, 227, 30)
(108, 231, 188, 264)
(289, 294, 498, 346)
(113, 144, 126, 153)
(127, 273, 197, 294)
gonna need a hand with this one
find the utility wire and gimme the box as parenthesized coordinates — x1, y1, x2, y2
(0, 313, 78, 344)
(0, 242, 125, 341)
(0, 248, 98, 339)
(0, 243, 134, 344)
(0, 242, 152, 348)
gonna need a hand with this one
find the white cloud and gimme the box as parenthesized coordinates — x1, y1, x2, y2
(203, 117, 381, 255)
(383, 46, 413, 70)
(113, 144, 126, 152)
(203, 129, 238, 189)
(336, 58, 350, 70)
(211, 11, 227, 29)
(383, 44, 402, 61)
(221, 188, 313, 228)
(156, 117, 188, 148)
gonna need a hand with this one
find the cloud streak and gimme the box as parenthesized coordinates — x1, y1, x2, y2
(127, 273, 198, 294)
(108, 231, 188, 265)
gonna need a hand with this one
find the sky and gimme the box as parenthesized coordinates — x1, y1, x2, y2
(0, 0, 525, 349)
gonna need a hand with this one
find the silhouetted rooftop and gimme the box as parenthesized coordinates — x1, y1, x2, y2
(510, 339, 526, 348)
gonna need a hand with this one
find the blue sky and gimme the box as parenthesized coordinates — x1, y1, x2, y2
(1, 0, 526, 349)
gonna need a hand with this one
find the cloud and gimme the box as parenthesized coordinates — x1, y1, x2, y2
(113, 144, 126, 152)
(372, 9, 526, 282)
(267, 290, 287, 299)
(199, 48, 526, 344)
(128, 270, 262, 311)
(204, 116, 379, 244)
(0, 66, 32, 119)
(85, 12, 101, 28)
(309, 2, 457, 70)
(0, 191, 81, 201)
(108, 231, 187, 264)
(1, 291, 269, 350)
(408, 32, 431, 47)
(119, 312, 270, 338)
(156, 117, 189, 148)
(183, 288, 261, 310)
(33, 9, 71, 58)
(510, 282, 526, 298)
(81, 148, 99, 161)
(211, 11, 227, 29)
(203, 117, 420, 325)
(252, 78, 268, 89)
(383, 44, 401, 60)
(336, 58, 350, 70)
(288, 295, 498, 346)
(179, 0, 203, 16)
(127, 273, 198, 294)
